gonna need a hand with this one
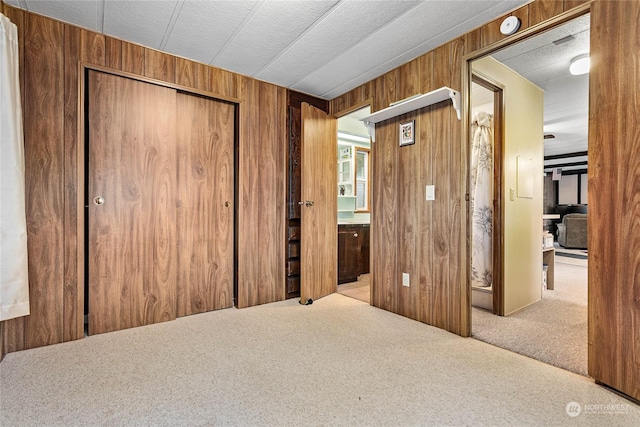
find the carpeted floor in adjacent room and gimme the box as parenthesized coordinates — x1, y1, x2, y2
(472, 257, 588, 376)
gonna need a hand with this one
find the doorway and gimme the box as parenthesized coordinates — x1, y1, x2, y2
(467, 12, 591, 376)
(335, 105, 372, 304)
(83, 68, 237, 335)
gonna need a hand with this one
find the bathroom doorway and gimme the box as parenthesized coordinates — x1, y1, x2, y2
(335, 105, 372, 304)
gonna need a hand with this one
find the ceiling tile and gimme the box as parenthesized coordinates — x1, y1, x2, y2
(257, 0, 420, 88)
(294, 0, 529, 99)
(212, 0, 339, 77)
(103, 0, 179, 49)
(23, 0, 100, 31)
(162, 0, 259, 65)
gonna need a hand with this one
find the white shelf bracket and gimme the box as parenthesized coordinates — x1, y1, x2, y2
(449, 90, 461, 121)
(363, 121, 376, 142)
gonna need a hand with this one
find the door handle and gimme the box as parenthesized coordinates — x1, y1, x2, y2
(298, 201, 305, 205)
(224, 201, 230, 207)
(353, 233, 358, 238)
(93, 196, 105, 206)
(305, 200, 314, 207)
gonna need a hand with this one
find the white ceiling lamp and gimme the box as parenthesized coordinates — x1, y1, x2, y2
(569, 53, 590, 75)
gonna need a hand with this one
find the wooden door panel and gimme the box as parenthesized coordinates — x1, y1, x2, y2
(88, 70, 177, 335)
(176, 93, 234, 316)
(300, 103, 337, 302)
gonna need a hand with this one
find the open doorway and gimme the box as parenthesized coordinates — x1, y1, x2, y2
(336, 105, 372, 304)
(468, 12, 590, 377)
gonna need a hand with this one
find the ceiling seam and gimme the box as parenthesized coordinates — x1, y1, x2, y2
(315, 0, 525, 99)
(159, 0, 185, 50)
(208, 0, 266, 69)
(252, 0, 344, 78)
(97, 0, 105, 33)
(287, 0, 426, 93)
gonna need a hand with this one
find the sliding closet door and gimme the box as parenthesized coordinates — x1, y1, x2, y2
(87, 70, 177, 335)
(176, 93, 235, 316)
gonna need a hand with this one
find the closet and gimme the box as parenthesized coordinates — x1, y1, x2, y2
(87, 69, 235, 335)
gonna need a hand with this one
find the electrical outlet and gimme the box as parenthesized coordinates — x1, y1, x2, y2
(402, 273, 410, 287)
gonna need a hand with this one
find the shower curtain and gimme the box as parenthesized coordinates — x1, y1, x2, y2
(0, 13, 30, 321)
(470, 111, 493, 288)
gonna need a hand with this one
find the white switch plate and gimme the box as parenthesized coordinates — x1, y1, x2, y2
(426, 185, 435, 201)
(509, 187, 515, 201)
(402, 273, 410, 287)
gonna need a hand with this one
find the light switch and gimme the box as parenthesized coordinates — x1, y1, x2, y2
(426, 185, 435, 201)
(402, 273, 410, 287)
(509, 187, 515, 201)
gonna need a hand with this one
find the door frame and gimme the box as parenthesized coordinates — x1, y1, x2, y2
(470, 74, 505, 315)
(333, 100, 373, 300)
(462, 5, 591, 332)
(77, 63, 241, 331)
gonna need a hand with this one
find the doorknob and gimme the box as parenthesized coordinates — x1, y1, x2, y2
(224, 201, 230, 207)
(353, 233, 358, 238)
(93, 196, 105, 206)
(305, 200, 314, 207)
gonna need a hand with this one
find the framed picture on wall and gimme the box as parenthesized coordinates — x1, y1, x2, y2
(399, 120, 415, 146)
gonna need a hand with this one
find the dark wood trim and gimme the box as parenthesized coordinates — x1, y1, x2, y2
(544, 150, 588, 161)
(288, 90, 328, 112)
(471, 73, 505, 316)
(544, 160, 588, 168)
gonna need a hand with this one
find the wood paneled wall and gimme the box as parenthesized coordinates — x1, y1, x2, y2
(589, 0, 640, 402)
(0, 4, 286, 353)
(330, 0, 590, 338)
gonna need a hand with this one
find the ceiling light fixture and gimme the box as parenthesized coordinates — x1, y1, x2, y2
(569, 53, 590, 75)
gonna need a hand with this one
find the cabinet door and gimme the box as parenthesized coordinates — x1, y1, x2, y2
(360, 225, 370, 274)
(338, 226, 362, 284)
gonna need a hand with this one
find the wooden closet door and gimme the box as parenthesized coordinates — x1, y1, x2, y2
(300, 103, 337, 303)
(176, 93, 235, 316)
(87, 70, 177, 335)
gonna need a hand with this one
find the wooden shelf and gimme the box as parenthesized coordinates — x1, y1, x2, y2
(361, 86, 460, 142)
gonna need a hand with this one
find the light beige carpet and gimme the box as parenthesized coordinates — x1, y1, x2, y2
(2, 292, 638, 426)
(337, 274, 370, 303)
(473, 261, 588, 376)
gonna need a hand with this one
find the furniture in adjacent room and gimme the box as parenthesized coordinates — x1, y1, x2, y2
(557, 213, 588, 249)
(338, 223, 370, 284)
(542, 247, 555, 290)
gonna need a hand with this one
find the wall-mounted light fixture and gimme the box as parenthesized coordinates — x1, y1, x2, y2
(569, 53, 590, 75)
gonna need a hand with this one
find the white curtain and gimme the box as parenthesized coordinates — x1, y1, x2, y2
(470, 111, 493, 288)
(0, 13, 29, 321)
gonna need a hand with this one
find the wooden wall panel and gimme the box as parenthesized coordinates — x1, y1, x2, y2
(144, 48, 175, 82)
(209, 67, 237, 99)
(63, 24, 82, 342)
(175, 57, 209, 90)
(23, 13, 65, 349)
(80, 29, 105, 66)
(371, 119, 398, 312)
(121, 41, 144, 75)
(105, 37, 122, 70)
(236, 77, 286, 308)
(529, 0, 564, 26)
(589, 0, 640, 402)
(564, 0, 590, 11)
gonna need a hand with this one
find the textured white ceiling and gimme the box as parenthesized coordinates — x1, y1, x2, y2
(6, 0, 588, 156)
(6, 0, 528, 100)
(491, 13, 590, 158)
